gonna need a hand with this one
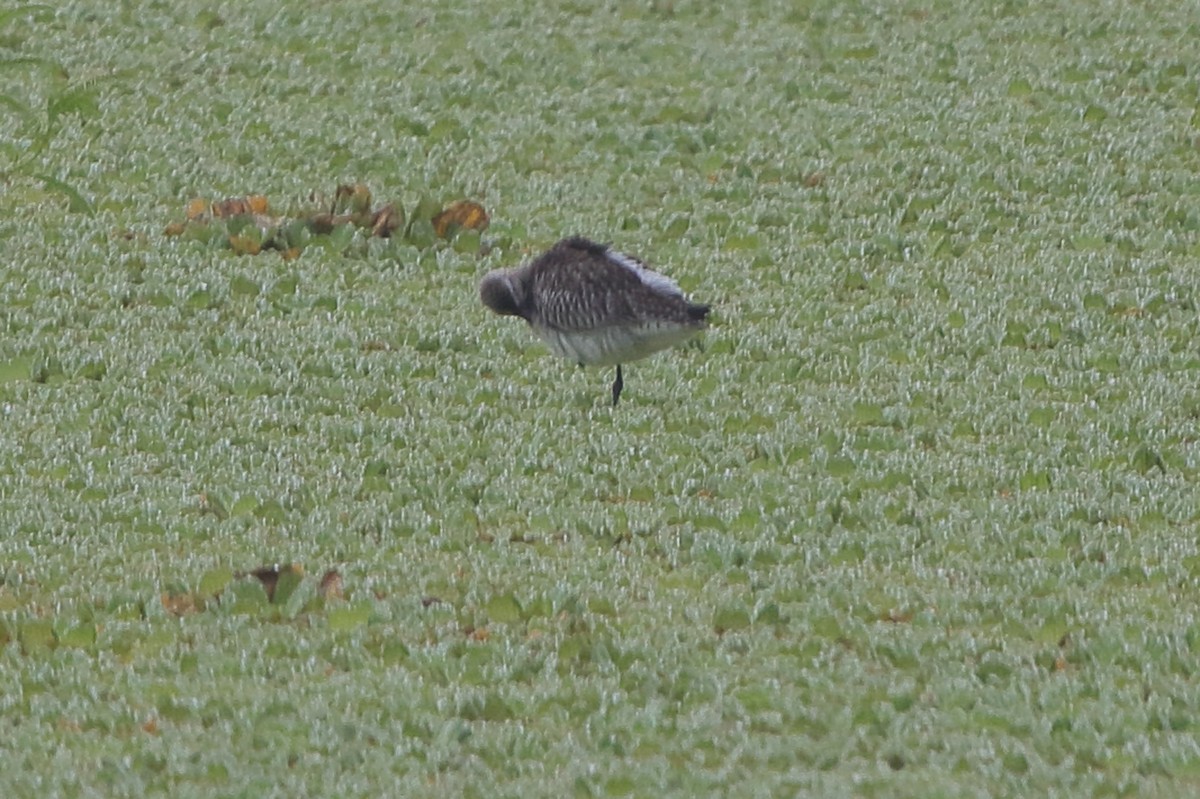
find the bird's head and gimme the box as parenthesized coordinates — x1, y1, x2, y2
(479, 270, 526, 318)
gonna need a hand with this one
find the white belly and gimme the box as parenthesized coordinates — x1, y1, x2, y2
(537, 323, 699, 366)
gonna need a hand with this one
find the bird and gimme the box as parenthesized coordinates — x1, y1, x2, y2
(480, 236, 710, 406)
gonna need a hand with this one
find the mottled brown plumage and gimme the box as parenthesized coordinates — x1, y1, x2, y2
(480, 237, 710, 405)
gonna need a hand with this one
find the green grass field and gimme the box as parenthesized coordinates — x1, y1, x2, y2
(3, 0, 1200, 796)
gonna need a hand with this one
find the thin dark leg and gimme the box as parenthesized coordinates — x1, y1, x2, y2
(611, 365, 623, 406)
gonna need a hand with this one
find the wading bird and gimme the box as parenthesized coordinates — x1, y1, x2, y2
(480, 236, 710, 405)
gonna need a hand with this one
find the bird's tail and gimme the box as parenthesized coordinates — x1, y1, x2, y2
(687, 303, 711, 323)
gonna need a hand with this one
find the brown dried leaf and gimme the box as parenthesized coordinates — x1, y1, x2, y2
(432, 200, 489, 238)
(185, 198, 209, 220)
(212, 197, 253, 218)
(318, 569, 344, 601)
(308, 213, 337, 235)
(246, 194, 269, 215)
(164, 222, 187, 237)
(371, 204, 403, 238)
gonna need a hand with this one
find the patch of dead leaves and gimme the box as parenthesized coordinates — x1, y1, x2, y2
(161, 564, 345, 617)
(164, 184, 487, 257)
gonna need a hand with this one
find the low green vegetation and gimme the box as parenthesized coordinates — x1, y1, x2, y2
(2, 1, 1199, 796)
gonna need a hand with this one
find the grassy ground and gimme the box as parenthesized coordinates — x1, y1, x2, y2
(3, 0, 1200, 796)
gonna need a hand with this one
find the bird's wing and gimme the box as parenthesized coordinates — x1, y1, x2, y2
(533, 267, 632, 331)
(535, 257, 689, 332)
(602, 249, 685, 299)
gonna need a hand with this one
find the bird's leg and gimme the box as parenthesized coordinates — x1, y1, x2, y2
(611, 365, 624, 406)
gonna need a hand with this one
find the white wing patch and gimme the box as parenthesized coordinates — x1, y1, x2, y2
(605, 249, 684, 298)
